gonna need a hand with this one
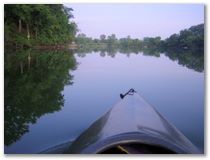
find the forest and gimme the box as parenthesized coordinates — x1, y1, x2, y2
(75, 23, 204, 55)
(4, 4, 77, 48)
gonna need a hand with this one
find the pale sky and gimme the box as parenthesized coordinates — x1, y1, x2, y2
(65, 3, 204, 40)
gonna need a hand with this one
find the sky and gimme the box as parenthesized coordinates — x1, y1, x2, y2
(65, 3, 204, 40)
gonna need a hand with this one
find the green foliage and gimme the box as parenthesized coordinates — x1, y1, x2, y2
(4, 4, 77, 48)
(106, 34, 118, 47)
(75, 34, 161, 52)
(143, 36, 161, 49)
(119, 36, 143, 51)
(164, 24, 204, 54)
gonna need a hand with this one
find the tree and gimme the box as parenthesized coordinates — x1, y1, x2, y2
(164, 23, 204, 54)
(100, 34, 106, 43)
(107, 34, 118, 46)
(4, 4, 77, 47)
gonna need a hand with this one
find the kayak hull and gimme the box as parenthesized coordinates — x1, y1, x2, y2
(65, 92, 200, 154)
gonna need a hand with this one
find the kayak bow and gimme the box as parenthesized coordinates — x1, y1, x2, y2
(65, 89, 200, 154)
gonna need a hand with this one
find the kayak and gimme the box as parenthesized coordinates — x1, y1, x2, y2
(64, 89, 200, 154)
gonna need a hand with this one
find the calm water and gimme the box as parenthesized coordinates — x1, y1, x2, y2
(4, 49, 204, 153)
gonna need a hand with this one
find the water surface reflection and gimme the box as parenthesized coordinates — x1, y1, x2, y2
(5, 49, 77, 146)
(4, 48, 204, 153)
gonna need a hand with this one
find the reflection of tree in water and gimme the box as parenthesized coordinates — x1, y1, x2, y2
(106, 47, 118, 58)
(142, 48, 160, 57)
(75, 45, 203, 72)
(99, 51, 106, 57)
(4, 49, 77, 146)
(164, 49, 204, 72)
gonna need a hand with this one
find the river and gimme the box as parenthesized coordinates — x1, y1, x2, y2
(4, 48, 204, 153)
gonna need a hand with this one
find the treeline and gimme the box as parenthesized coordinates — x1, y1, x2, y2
(75, 24, 204, 72)
(75, 23, 204, 54)
(4, 4, 77, 48)
(164, 24, 204, 53)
